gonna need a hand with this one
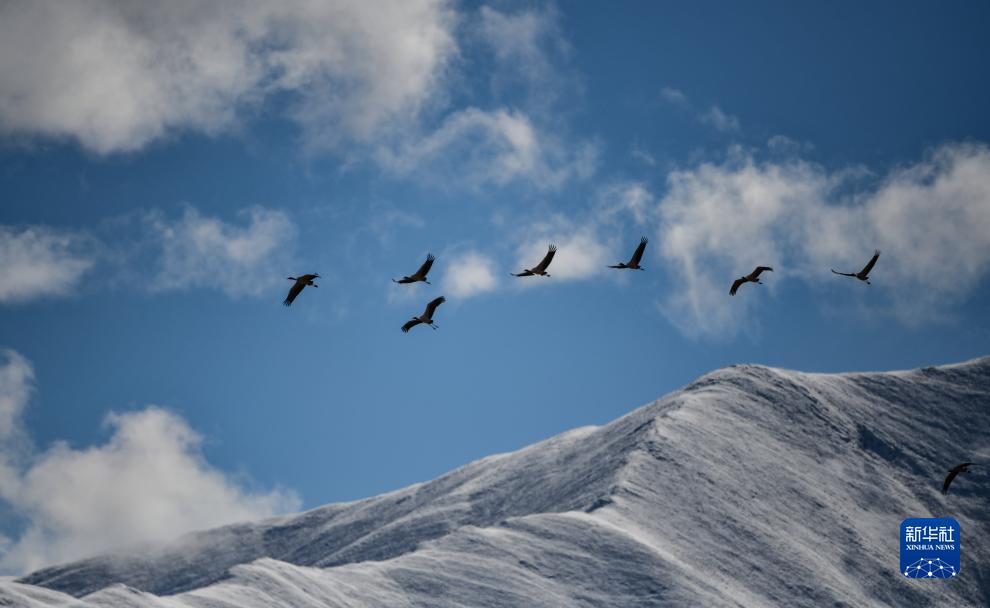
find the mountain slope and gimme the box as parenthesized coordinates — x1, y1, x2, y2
(2, 358, 989, 607)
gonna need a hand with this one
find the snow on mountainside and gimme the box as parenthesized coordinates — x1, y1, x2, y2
(2, 358, 989, 607)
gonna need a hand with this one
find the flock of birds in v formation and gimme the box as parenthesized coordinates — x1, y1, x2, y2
(282, 239, 979, 496)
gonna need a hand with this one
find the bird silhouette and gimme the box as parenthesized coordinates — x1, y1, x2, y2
(942, 462, 977, 495)
(401, 296, 446, 332)
(832, 249, 880, 284)
(393, 253, 435, 285)
(513, 244, 557, 277)
(283, 274, 319, 306)
(730, 266, 773, 296)
(609, 237, 648, 270)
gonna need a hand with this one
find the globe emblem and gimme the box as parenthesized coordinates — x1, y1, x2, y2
(902, 557, 958, 578)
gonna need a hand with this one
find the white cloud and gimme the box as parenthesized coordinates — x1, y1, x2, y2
(476, 5, 573, 108)
(441, 251, 498, 298)
(630, 143, 658, 167)
(374, 5, 596, 191)
(659, 88, 741, 133)
(2, 206, 298, 304)
(701, 105, 740, 132)
(514, 221, 613, 283)
(660, 87, 689, 106)
(599, 182, 654, 226)
(148, 206, 298, 297)
(377, 107, 597, 190)
(0, 1, 596, 191)
(656, 142, 990, 337)
(0, 0, 457, 154)
(0, 350, 299, 574)
(0, 350, 32, 442)
(0, 226, 94, 304)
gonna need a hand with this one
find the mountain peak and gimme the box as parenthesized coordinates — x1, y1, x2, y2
(6, 358, 989, 607)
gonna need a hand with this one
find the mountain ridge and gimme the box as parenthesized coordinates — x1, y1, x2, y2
(3, 357, 989, 607)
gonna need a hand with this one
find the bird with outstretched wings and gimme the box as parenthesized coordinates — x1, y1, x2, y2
(513, 244, 557, 277)
(401, 296, 446, 332)
(730, 266, 772, 296)
(283, 274, 319, 306)
(609, 237, 648, 270)
(942, 462, 976, 495)
(832, 249, 880, 284)
(394, 253, 435, 284)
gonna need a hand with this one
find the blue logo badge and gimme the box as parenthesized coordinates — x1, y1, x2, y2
(900, 517, 960, 579)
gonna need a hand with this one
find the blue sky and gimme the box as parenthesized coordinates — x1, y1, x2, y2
(1, 0, 989, 572)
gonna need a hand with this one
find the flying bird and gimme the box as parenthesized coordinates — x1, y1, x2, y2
(942, 462, 977, 495)
(283, 274, 319, 306)
(513, 244, 557, 277)
(609, 237, 648, 270)
(831, 249, 880, 284)
(730, 266, 773, 296)
(393, 253, 435, 285)
(401, 296, 446, 332)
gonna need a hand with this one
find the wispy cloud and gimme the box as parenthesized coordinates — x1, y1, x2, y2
(147, 206, 298, 297)
(0, 349, 31, 442)
(1, 205, 298, 304)
(375, 4, 597, 191)
(655, 142, 990, 336)
(660, 86, 689, 106)
(476, 4, 575, 109)
(598, 181, 655, 226)
(0, 225, 94, 304)
(659, 87, 741, 133)
(700, 105, 740, 132)
(377, 107, 597, 191)
(0, 350, 299, 574)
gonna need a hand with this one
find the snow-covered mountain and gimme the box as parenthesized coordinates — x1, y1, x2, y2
(2, 358, 988, 607)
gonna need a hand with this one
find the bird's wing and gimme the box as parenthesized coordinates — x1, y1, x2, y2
(942, 469, 962, 495)
(942, 470, 956, 494)
(401, 318, 422, 333)
(730, 277, 745, 296)
(752, 266, 773, 278)
(283, 281, 305, 306)
(942, 462, 974, 495)
(423, 295, 446, 318)
(533, 244, 557, 272)
(629, 237, 648, 265)
(859, 250, 880, 275)
(414, 254, 435, 278)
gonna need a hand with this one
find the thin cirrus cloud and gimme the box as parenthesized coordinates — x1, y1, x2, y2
(0, 206, 298, 305)
(0, 349, 299, 574)
(660, 86, 741, 133)
(700, 106, 740, 133)
(655, 142, 990, 337)
(147, 206, 298, 297)
(376, 107, 598, 191)
(475, 4, 578, 110)
(0, 225, 94, 304)
(0, 0, 457, 154)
